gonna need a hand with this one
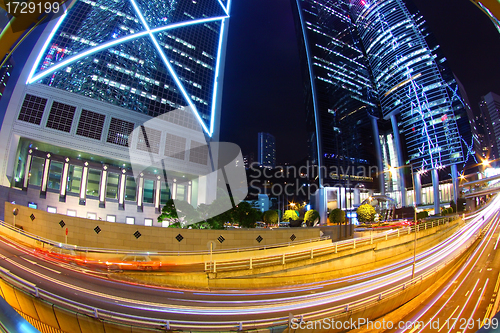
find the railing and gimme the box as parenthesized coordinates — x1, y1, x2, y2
(0, 212, 484, 332)
(204, 215, 463, 273)
(464, 181, 500, 197)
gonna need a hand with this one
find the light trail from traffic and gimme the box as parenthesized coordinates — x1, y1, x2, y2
(0, 194, 498, 330)
(394, 195, 500, 333)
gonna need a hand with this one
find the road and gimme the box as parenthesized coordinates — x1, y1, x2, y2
(0, 195, 498, 330)
(382, 204, 500, 333)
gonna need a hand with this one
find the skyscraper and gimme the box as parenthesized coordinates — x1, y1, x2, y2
(258, 132, 276, 168)
(290, 0, 381, 185)
(351, 0, 464, 210)
(479, 92, 500, 163)
(293, 0, 467, 216)
(0, 0, 231, 222)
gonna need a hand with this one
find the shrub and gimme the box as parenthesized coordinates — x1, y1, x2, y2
(357, 204, 376, 223)
(450, 200, 456, 213)
(328, 208, 345, 225)
(283, 210, 299, 222)
(304, 209, 320, 226)
(416, 211, 429, 220)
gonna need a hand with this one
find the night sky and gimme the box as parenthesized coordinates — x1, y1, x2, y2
(219, 0, 500, 165)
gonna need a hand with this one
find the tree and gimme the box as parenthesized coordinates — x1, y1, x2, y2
(328, 208, 345, 225)
(263, 210, 278, 224)
(357, 204, 376, 223)
(232, 202, 261, 228)
(283, 210, 299, 222)
(157, 199, 200, 228)
(304, 209, 320, 226)
(195, 188, 236, 229)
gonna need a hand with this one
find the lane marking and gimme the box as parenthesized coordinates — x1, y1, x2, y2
(483, 303, 493, 326)
(408, 209, 500, 333)
(439, 305, 459, 332)
(465, 279, 489, 333)
(20, 256, 61, 274)
(494, 230, 500, 250)
(408, 324, 421, 333)
(446, 278, 481, 333)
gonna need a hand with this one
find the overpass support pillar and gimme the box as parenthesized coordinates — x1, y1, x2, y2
(451, 164, 459, 204)
(390, 114, 406, 207)
(414, 172, 422, 205)
(432, 169, 440, 215)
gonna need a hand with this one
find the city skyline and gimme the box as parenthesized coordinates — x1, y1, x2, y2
(220, 0, 500, 165)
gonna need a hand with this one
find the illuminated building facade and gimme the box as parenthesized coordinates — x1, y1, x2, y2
(258, 132, 276, 168)
(479, 92, 500, 163)
(294, 0, 467, 215)
(292, 0, 381, 186)
(0, 0, 231, 222)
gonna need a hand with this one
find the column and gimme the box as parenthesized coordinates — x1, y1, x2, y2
(390, 114, 406, 207)
(432, 168, 440, 215)
(414, 171, 422, 205)
(99, 165, 108, 208)
(451, 164, 459, 204)
(118, 169, 126, 210)
(172, 179, 177, 200)
(340, 186, 347, 209)
(353, 188, 361, 206)
(59, 157, 70, 202)
(370, 116, 385, 195)
(187, 181, 192, 205)
(79, 162, 89, 205)
(137, 173, 144, 212)
(40, 153, 51, 199)
(317, 187, 327, 226)
(155, 176, 161, 214)
(197, 175, 207, 205)
(23, 149, 33, 191)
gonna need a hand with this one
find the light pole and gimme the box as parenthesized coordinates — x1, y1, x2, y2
(388, 164, 418, 280)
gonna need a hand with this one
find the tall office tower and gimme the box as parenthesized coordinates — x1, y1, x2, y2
(350, 0, 464, 213)
(0, 0, 231, 222)
(258, 132, 276, 168)
(479, 92, 500, 163)
(291, 0, 381, 190)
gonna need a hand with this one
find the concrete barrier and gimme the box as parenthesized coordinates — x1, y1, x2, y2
(4, 202, 322, 252)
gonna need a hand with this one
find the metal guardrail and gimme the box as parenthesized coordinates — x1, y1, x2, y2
(0, 219, 330, 256)
(0, 293, 40, 333)
(0, 213, 484, 332)
(204, 216, 462, 273)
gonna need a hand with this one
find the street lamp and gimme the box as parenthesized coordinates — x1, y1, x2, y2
(387, 164, 418, 280)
